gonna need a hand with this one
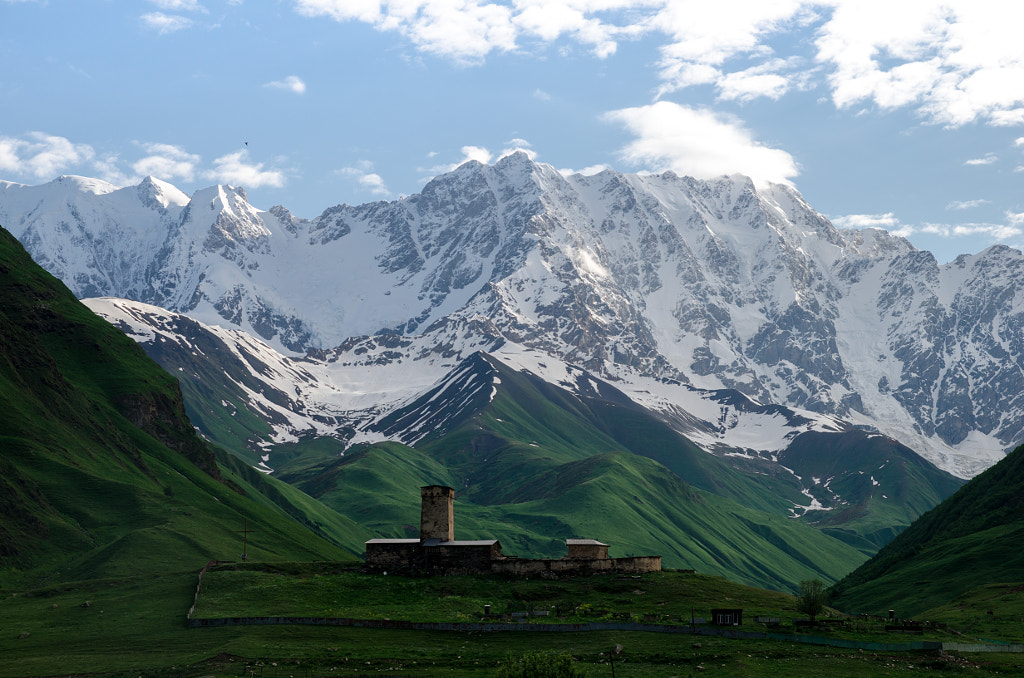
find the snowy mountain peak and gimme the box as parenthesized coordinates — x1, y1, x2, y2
(136, 175, 190, 210)
(3, 159, 1022, 477)
(50, 174, 120, 196)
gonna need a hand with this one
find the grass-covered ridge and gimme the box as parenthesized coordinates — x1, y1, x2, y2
(830, 444, 1024, 616)
(0, 224, 354, 585)
(281, 438, 870, 592)
(110, 293, 962, 594)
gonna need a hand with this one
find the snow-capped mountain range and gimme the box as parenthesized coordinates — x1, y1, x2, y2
(2, 152, 1020, 478)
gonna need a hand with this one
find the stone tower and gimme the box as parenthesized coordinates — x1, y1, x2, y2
(420, 485, 454, 542)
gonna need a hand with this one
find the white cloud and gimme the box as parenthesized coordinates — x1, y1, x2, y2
(918, 221, 1024, 241)
(357, 172, 388, 193)
(1007, 212, 1024, 227)
(499, 138, 536, 160)
(0, 139, 23, 175)
(837, 212, 1024, 243)
(830, 212, 901, 230)
(559, 163, 611, 177)
(653, 1, 812, 95)
(816, 1, 1024, 127)
(964, 153, 998, 166)
(716, 58, 798, 102)
(658, 62, 722, 92)
(294, 0, 517, 62)
(146, 0, 207, 12)
(458, 145, 493, 165)
(604, 101, 798, 186)
(291, 0, 382, 23)
(533, 88, 551, 101)
(512, 0, 639, 58)
(987, 109, 1024, 127)
(289, 1, 1024, 127)
(204, 150, 285, 188)
(718, 72, 790, 103)
(291, 1, 660, 63)
(132, 142, 201, 183)
(141, 12, 194, 33)
(338, 162, 391, 196)
(264, 76, 307, 94)
(946, 199, 990, 210)
(92, 154, 137, 187)
(954, 222, 1023, 240)
(419, 144, 497, 179)
(0, 132, 95, 179)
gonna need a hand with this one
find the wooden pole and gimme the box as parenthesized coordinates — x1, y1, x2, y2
(237, 519, 255, 561)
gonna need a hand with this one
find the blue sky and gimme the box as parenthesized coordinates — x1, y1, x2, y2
(3, 1, 1024, 263)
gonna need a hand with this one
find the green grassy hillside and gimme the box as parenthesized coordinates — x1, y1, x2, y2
(275, 351, 958, 571)
(270, 353, 976, 592)
(829, 444, 1024, 616)
(0, 226, 353, 585)
(136, 311, 305, 463)
(430, 358, 805, 516)
(780, 430, 964, 550)
(282, 439, 868, 592)
(917, 582, 1024, 643)
(114, 300, 960, 592)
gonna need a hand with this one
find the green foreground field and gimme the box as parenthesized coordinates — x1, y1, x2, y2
(4, 564, 1024, 677)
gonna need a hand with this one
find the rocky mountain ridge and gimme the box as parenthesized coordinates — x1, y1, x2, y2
(2, 153, 1021, 477)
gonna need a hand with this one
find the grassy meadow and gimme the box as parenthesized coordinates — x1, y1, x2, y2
(5, 563, 1024, 677)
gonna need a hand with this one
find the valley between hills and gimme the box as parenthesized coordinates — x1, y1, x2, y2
(2, 158, 1024, 675)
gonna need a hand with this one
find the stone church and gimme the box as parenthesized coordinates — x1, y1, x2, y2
(365, 485, 661, 576)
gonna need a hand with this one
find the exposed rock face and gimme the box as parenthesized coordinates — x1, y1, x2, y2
(3, 155, 1023, 476)
(114, 388, 221, 481)
(0, 223, 223, 499)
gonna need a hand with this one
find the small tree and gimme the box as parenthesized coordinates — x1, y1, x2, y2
(797, 579, 827, 623)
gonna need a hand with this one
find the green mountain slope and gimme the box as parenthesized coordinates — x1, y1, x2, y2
(274, 351, 958, 559)
(0, 226, 353, 584)
(98, 290, 961, 587)
(271, 351, 970, 592)
(282, 440, 868, 592)
(387, 353, 806, 515)
(778, 430, 964, 550)
(829, 443, 1024, 616)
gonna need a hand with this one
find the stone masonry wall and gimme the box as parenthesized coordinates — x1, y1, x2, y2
(492, 556, 661, 577)
(420, 485, 454, 541)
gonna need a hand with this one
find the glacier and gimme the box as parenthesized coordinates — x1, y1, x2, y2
(3, 152, 1022, 478)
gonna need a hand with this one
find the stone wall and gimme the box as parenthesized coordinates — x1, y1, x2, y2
(420, 485, 454, 541)
(366, 541, 421, 569)
(424, 543, 499, 573)
(567, 542, 609, 559)
(492, 555, 661, 577)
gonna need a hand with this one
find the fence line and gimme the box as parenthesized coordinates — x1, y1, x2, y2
(187, 564, 1022, 654)
(187, 560, 218, 621)
(942, 643, 1024, 653)
(187, 615, 1020, 652)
